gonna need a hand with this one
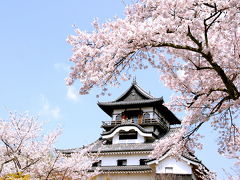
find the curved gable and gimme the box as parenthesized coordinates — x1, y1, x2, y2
(102, 125, 153, 139)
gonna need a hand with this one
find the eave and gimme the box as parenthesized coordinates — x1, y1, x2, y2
(97, 98, 163, 116)
(91, 165, 153, 174)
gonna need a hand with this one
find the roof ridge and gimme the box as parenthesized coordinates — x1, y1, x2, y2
(134, 83, 154, 99)
(114, 83, 155, 102)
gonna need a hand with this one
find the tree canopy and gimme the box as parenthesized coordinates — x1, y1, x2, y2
(0, 111, 98, 179)
(67, 0, 240, 177)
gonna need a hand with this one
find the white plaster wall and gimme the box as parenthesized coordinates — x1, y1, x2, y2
(113, 109, 125, 114)
(113, 108, 142, 115)
(125, 108, 141, 111)
(112, 132, 145, 144)
(113, 109, 124, 120)
(142, 107, 154, 118)
(103, 126, 152, 141)
(156, 157, 192, 174)
(101, 154, 149, 166)
(142, 107, 153, 112)
(113, 108, 153, 114)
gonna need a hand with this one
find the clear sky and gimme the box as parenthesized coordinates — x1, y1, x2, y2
(0, 1, 235, 179)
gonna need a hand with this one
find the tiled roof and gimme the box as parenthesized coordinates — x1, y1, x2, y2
(114, 82, 155, 101)
(98, 98, 163, 106)
(148, 127, 202, 164)
(91, 165, 152, 173)
(98, 100, 181, 125)
(96, 128, 181, 153)
(91, 141, 154, 153)
(59, 127, 181, 154)
(58, 141, 153, 154)
(182, 151, 202, 163)
(58, 142, 154, 156)
(97, 83, 181, 125)
(97, 82, 170, 118)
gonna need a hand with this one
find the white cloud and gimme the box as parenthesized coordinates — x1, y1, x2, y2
(54, 63, 70, 72)
(40, 95, 61, 120)
(66, 86, 80, 102)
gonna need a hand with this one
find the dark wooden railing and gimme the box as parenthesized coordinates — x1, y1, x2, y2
(102, 117, 168, 130)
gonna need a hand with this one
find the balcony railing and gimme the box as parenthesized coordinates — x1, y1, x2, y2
(102, 117, 168, 130)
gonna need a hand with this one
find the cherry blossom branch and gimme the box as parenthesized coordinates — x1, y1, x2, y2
(184, 122, 205, 139)
(44, 154, 60, 180)
(67, 1, 240, 175)
(151, 40, 240, 103)
(204, 11, 222, 47)
(201, 52, 240, 100)
(0, 158, 15, 174)
(0, 112, 99, 178)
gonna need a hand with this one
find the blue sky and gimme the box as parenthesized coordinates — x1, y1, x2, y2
(0, 1, 235, 179)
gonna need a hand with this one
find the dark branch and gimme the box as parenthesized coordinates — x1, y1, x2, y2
(204, 11, 222, 47)
(184, 122, 205, 139)
(187, 26, 203, 50)
(210, 96, 230, 114)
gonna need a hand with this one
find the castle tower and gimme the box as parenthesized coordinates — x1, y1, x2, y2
(62, 81, 208, 180)
(98, 80, 180, 143)
(92, 81, 207, 180)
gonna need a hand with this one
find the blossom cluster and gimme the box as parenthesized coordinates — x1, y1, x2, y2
(67, 0, 240, 178)
(0, 112, 98, 179)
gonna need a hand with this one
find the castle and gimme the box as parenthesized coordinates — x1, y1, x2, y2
(62, 81, 207, 180)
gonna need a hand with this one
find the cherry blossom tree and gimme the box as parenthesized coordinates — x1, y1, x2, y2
(0, 111, 99, 179)
(66, 0, 240, 177)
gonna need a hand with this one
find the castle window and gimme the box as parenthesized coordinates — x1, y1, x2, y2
(116, 114, 121, 121)
(123, 110, 142, 123)
(119, 130, 137, 140)
(92, 160, 102, 167)
(117, 159, 127, 166)
(143, 112, 150, 120)
(63, 152, 71, 157)
(139, 159, 147, 165)
(165, 167, 173, 173)
(133, 115, 138, 123)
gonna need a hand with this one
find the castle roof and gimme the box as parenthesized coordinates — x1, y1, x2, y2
(92, 141, 154, 154)
(91, 165, 152, 174)
(59, 127, 180, 155)
(114, 80, 155, 101)
(59, 140, 154, 154)
(98, 81, 181, 125)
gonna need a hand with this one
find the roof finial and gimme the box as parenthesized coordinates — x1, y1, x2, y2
(132, 76, 137, 85)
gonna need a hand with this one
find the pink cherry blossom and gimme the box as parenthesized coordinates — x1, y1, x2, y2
(67, 0, 240, 178)
(0, 111, 99, 179)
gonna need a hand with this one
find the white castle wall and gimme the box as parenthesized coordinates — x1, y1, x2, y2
(101, 154, 149, 166)
(102, 126, 152, 144)
(112, 131, 145, 144)
(155, 157, 192, 174)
